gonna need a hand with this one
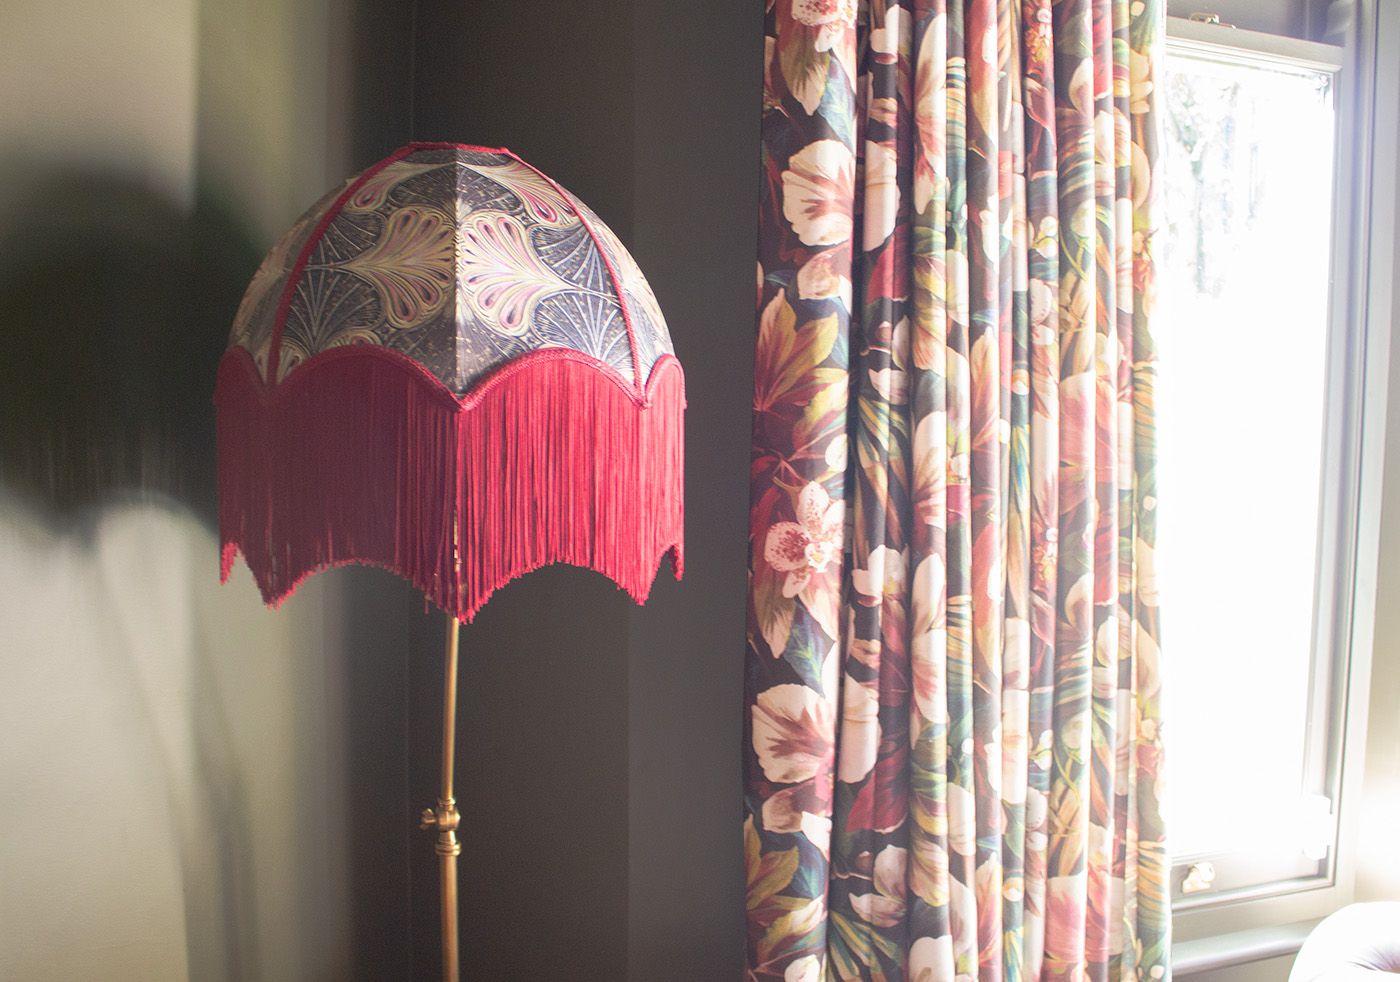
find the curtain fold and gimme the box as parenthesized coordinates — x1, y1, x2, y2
(744, 0, 1169, 977)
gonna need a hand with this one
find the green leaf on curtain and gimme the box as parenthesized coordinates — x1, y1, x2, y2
(747, 845, 801, 912)
(781, 626, 830, 696)
(777, 31, 831, 117)
(754, 296, 840, 415)
(756, 895, 826, 966)
(752, 551, 797, 658)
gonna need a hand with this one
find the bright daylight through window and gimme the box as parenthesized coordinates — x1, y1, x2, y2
(1158, 31, 1343, 904)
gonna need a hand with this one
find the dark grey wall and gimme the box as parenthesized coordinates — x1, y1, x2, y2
(408, 1, 759, 977)
(626, 1, 759, 976)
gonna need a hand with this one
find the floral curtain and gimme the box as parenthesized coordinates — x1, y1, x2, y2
(743, 0, 1169, 978)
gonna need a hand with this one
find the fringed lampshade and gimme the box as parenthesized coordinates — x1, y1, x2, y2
(214, 142, 684, 981)
(216, 141, 684, 623)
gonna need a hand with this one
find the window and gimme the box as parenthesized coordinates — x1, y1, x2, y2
(1157, 20, 1350, 908)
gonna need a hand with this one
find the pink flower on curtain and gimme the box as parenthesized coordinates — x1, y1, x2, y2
(764, 481, 844, 600)
(791, 0, 857, 47)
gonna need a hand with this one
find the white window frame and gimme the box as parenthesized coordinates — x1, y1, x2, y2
(1163, 14, 1345, 909)
(1165, 2, 1397, 971)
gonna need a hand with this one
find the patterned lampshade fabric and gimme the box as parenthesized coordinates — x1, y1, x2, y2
(228, 142, 674, 395)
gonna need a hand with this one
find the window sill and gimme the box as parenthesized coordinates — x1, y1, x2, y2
(1173, 919, 1318, 976)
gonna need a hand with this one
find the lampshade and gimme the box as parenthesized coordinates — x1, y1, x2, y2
(215, 142, 684, 621)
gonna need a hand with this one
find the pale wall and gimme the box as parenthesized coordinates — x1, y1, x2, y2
(0, 0, 366, 978)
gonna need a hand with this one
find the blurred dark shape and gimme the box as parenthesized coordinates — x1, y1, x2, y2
(0, 167, 258, 517)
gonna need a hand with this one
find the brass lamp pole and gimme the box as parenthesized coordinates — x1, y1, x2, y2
(419, 615, 463, 982)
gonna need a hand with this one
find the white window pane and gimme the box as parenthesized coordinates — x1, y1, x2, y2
(1158, 51, 1335, 862)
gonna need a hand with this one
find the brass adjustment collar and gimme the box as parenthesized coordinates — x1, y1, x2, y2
(420, 797, 462, 857)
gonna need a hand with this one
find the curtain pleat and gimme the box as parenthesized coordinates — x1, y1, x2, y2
(745, 0, 1168, 977)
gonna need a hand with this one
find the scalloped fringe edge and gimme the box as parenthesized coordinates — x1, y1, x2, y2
(216, 346, 684, 622)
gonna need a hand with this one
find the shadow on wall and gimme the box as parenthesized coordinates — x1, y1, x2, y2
(0, 165, 249, 512)
(0, 169, 253, 980)
(0, 166, 420, 980)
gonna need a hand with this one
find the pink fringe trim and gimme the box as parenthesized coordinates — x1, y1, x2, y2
(216, 345, 684, 622)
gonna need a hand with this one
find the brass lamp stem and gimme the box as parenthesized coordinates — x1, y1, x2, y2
(439, 613, 460, 806)
(420, 613, 462, 982)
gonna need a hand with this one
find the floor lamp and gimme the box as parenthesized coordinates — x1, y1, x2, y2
(214, 142, 685, 980)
